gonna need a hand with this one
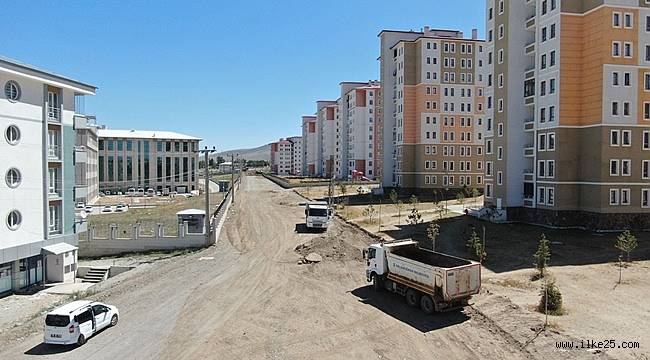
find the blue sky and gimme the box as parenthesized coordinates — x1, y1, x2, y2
(2, 0, 484, 151)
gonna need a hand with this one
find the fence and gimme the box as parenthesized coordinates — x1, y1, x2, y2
(78, 178, 239, 257)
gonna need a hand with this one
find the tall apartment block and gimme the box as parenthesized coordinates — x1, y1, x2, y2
(345, 81, 381, 179)
(1, 57, 95, 295)
(317, 101, 338, 178)
(74, 115, 100, 205)
(287, 135, 302, 175)
(301, 115, 318, 176)
(485, 0, 650, 229)
(379, 27, 487, 193)
(97, 129, 201, 194)
(270, 136, 302, 175)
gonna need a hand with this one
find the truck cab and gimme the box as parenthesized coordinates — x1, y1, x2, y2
(364, 244, 387, 284)
(304, 201, 333, 230)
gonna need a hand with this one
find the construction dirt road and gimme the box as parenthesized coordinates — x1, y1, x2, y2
(0, 175, 608, 359)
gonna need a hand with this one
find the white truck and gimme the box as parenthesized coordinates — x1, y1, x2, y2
(304, 201, 333, 230)
(363, 240, 481, 313)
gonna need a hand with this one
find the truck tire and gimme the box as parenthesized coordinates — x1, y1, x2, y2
(405, 289, 420, 307)
(420, 295, 435, 314)
(372, 275, 383, 292)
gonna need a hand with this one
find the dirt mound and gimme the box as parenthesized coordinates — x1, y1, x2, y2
(294, 221, 372, 262)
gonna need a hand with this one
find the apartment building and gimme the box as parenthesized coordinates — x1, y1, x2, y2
(345, 82, 381, 179)
(74, 115, 100, 205)
(1, 57, 95, 295)
(484, 0, 650, 229)
(287, 135, 303, 175)
(270, 136, 302, 175)
(379, 27, 487, 193)
(301, 115, 318, 176)
(97, 129, 201, 194)
(317, 101, 338, 178)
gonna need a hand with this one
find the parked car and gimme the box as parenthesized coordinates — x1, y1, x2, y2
(44, 300, 119, 346)
(115, 204, 128, 212)
(75, 202, 85, 210)
(101, 205, 113, 213)
(146, 188, 155, 197)
(98, 192, 105, 197)
(85, 205, 93, 213)
(136, 188, 145, 197)
(127, 188, 136, 197)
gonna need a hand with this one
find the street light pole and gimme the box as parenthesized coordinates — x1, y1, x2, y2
(197, 146, 216, 243)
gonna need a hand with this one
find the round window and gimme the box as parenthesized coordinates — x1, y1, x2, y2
(7, 210, 22, 230)
(4, 81, 21, 101)
(5, 125, 20, 145)
(5, 168, 21, 188)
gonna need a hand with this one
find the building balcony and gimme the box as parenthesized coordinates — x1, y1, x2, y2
(523, 197, 535, 207)
(524, 68, 535, 80)
(75, 184, 88, 200)
(524, 42, 536, 55)
(524, 145, 535, 157)
(524, 118, 535, 131)
(525, 15, 536, 30)
(47, 107, 61, 122)
(73, 114, 97, 129)
(523, 170, 534, 182)
(74, 146, 88, 164)
(524, 96, 535, 106)
(48, 145, 61, 160)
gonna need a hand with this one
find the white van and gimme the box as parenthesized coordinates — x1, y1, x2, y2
(44, 300, 119, 346)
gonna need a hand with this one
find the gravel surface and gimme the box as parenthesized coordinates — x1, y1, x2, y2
(0, 175, 600, 359)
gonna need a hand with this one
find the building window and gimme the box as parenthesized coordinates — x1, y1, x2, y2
(611, 130, 620, 146)
(612, 42, 621, 57)
(624, 42, 633, 58)
(613, 12, 621, 27)
(624, 13, 633, 28)
(4, 81, 21, 101)
(538, 187, 546, 204)
(622, 130, 631, 146)
(644, 131, 650, 149)
(5, 168, 21, 188)
(610, 189, 619, 205)
(547, 188, 555, 206)
(645, 102, 650, 120)
(6, 210, 21, 230)
(4, 125, 20, 145)
(548, 133, 555, 150)
(622, 159, 631, 176)
(610, 159, 619, 176)
(642, 160, 649, 179)
(621, 188, 631, 205)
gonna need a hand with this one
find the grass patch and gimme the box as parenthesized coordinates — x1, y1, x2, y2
(88, 193, 224, 238)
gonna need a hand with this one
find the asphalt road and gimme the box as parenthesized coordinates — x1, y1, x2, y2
(1, 175, 567, 360)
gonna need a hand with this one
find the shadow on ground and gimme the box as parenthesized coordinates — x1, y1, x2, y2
(294, 223, 326, 234)
(350, 285, 470, 332)
(380, 215, 650, 274)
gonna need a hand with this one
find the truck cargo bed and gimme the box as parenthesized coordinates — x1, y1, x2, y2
(391, 246, 471, 269)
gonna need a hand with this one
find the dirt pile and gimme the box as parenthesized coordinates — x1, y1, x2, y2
(294, 220, 373, 262)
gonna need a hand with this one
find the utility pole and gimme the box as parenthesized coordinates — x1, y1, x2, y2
(197, 146, 217, 243)
(231, 153, 238, 204)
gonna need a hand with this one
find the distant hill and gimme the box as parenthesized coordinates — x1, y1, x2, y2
(211, 143, 271, 162)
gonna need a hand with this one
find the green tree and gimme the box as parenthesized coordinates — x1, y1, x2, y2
(362, 204, 378, 224)
(538, 280, 563, 315)
(615, 230, 638, 263)
(427, 221, 440, 251)
(208, 158, 216, 168)
(216, 156, 226, 165)
(466, 229, 484, 261)
(533, 233, 551, 278)
(407, 195, 423, 229)
(338, 182, 348, 206)
(198, 160, 206, 169)
(456, 191, 466, 210)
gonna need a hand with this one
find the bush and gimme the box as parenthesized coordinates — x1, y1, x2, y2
(538, 281, 563, 315)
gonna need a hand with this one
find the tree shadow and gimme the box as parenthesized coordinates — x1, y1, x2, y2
(350, 285, 470, 332)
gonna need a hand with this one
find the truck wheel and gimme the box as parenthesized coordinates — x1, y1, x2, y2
(77, 334, 86, 346)
(420, 295, 435, 314)
(405, 289, 420, 307)
(372, 275, 383, 292)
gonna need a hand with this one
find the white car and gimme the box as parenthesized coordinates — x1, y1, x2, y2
(101, 205, 113, 213)
(44, 300, 119, 346)
(85, 205, 93, 213)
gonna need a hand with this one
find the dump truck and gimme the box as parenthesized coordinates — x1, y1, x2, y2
(363, 240, 481, 313)
(304, 201, 333, 230)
